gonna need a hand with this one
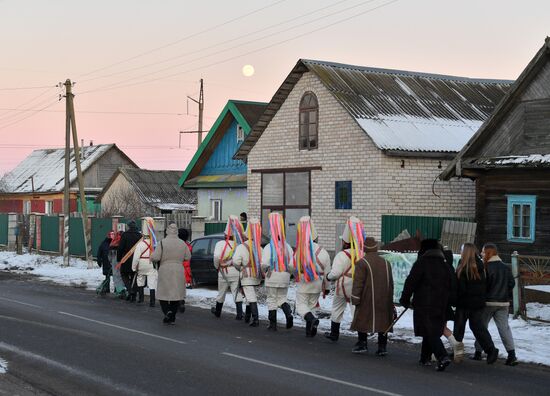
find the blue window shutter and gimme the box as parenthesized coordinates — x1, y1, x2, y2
(506, 195, 536, 243)
(335, 181, 352, 210)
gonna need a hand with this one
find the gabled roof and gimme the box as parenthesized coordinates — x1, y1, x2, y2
(178, 100, 267, 186)
(0, 144, 137, 194)
(441, 37, 550, 180)
(100, 168, 197, 210)
(234, 59, 511, 160)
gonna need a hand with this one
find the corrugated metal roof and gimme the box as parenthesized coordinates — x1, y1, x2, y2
(235, 59, 512, 159)
(1, 144, 114, 193)
(302, 60, 511, 152)
(120, 168, 197, 209)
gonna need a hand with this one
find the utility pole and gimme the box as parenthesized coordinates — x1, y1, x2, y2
(185, 78, 204, 148)
(63, 79, 93, 269)
(63, 80, 71, 267)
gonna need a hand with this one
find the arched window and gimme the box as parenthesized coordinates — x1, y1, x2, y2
(299, 92, 318, 150)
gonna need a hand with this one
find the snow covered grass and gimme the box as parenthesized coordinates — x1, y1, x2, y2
(2, 251, 550, 366)
(0, 356, 7, 374)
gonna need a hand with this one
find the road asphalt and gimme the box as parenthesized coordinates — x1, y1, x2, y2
(0, 271, 549, 396)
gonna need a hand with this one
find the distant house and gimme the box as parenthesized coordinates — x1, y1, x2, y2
(0, 144, 137, 215)
(235, 59, 511, 251)
(179, 100, 267, 222)
(441, 38, 550, 260)
(98, 167, 197, 217)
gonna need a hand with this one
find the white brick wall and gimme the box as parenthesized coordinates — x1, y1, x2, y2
(247, 72, 475, 251)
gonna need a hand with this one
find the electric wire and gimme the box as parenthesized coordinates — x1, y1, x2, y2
(0, 99, 61, 131)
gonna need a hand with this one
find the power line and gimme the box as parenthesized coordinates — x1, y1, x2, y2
(0, 86, 57, 122)
(0, 85, 55, 91)
(0, 99, 61, 131)
(79, 0, 288, 78)
(79, 0, 354, 84)
(79, 0, 399, 95)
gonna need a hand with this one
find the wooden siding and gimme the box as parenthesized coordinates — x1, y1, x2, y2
(475, 169, 550, 261)
(201, 118, 247, 176)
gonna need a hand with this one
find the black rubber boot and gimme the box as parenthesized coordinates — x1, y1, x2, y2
(505, 350, 518, 366)
(304, 312, 319, 337)
(137, 287, 144, 303)
(149, 290, 156, 307)
(235, 302, 243, 320)
(376, 332, 388, 356)
(249, 303, 259, 327)
(129, 292, 136, 303)
(267, 310, 277, 331)
(179, 300, 185, 313)
(353, 332, 368, 354)
(324, 321, 340, 341)
(470, 351, 482, 361)
(487, 347, 499, 365)
(244, 305, 252, 324)
(280, 302, 293, 329)
(211, 302, 223, 318)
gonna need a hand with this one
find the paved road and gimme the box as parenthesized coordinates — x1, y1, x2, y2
(0, 271, 548, 396)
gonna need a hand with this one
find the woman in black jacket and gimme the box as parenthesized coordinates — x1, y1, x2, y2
(453, 243, 499, 364)
(96, 232, 113, 294)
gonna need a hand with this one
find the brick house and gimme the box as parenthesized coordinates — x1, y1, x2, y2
(0, 144, 137, 215)
(235, 59, 511, 252)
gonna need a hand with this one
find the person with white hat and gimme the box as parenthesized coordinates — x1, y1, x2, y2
(261, 212, 295, 331)
(233, 217, 263, 327)
(325, 216, 366, 342)
(131, 217, 159, 307)
(293, 216, 331, 337)
(212, 215, 245, 319)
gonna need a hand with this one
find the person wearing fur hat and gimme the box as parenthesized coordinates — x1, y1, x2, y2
(399, 239, 455, 372)
(212, 215, 245, 319)
(131, 218, 159, 307)
(261, 212, 295, 331)
(233, 217, 263, 327)
(325, 216, 366, 342)
(294, 216, 331, 337)
(350, 237, 394, 355)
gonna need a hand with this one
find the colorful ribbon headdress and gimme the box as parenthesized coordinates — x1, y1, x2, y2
(245, 218, 262, 278)
(221, 215, 245, 261)
(268, 212, 289, 272)
(294, 216, 320, 283)
(142, 217, 158, 253)
(342, 216, 366, 277)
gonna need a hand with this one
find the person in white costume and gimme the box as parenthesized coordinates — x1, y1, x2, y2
(294, 216, 331, 337)
(211, 215, 245, 320)
(325, 216, 366, 342)
(131, 217, 159, 307)
(233, 217, 263, 327)
(261, 212, 294, 331)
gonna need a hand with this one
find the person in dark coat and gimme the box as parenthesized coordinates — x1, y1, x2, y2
(399, 239, 454, 371)
(350, 237, 394, 356)
(116, 220, 142, 302)
(453, 243, 499, 364)
(96, 231, 113, 294)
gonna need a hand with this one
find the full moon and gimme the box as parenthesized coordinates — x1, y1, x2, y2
(242, 64, 255, 77)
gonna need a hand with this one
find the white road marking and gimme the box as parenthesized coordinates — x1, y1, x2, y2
(222, 352, 403, 396)
(0, 341, 148, 396)
(58, 311, 187, 345)
(0, 296, 42, 308)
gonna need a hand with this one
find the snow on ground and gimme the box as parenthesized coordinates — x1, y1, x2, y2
(0, 356, 7, 374)
(2, 251, 550, 366)
(526, 285, 550, 293)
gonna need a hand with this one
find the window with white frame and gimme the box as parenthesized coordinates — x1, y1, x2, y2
(45, 201, 53, 215)
(211, 199, 222, 221)
(507, 195, 536, 243)
(23, 200, 31, 215)
(236, 125, 245, 142)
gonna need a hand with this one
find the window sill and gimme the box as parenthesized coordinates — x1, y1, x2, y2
(507, 237, 535, 244)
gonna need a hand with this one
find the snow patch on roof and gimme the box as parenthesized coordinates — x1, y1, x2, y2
(1, 145, 113, 193)
(0, 356, 7, 374)
(155, 203, 196, 211)
(478, 154, 550, 166)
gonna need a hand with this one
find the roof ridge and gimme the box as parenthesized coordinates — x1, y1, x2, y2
(300, 59, 513, 84)
(228, 99, 268, 105)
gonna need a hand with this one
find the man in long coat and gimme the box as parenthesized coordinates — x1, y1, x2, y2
(350, 237, 394, 355)
(400, 239, 454, 372)
(116, 220, 142, 302)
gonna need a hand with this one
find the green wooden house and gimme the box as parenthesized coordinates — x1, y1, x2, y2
(179, 100, 267, 222)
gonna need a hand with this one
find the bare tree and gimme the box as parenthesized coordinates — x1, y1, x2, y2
(101, 185, 152, 218)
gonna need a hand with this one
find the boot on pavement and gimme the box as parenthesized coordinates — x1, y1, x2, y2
(244, 305, 252, 324)
(324, 321, 340, 342)
(249, 303, 259, 327)
(211, 302, 223, 318)
(179, 299, 185, 313)
(505, 350, 518, 366)
(137, 287, 145, 303)
(280, 302, 293, 329)
(376, 332, 388, 356)
(235, 302, 243, 320)
(436, 356, 451, 372)
(470, 351, 482, 361)
(149, 289, 156, 307)
(267, 310, 277, 331)
(304, 312, 319, 337)
(487, 348, 499, 365)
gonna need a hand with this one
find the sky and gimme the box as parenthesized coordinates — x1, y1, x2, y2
(0, 0, 548, 174)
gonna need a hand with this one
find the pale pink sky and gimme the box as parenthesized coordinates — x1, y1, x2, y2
(0, 0, 548, 174)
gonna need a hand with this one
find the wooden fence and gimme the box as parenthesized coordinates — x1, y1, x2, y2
(513, 253, 550, 322)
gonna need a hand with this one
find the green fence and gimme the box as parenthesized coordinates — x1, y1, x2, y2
(41, 216, 59, 252)
(69, 217, 86, 256)
(205, 222, 226, 236)
(381, 215, 473, 244)
(91, 218, 113, 257)
(0, 214, 8, 245)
